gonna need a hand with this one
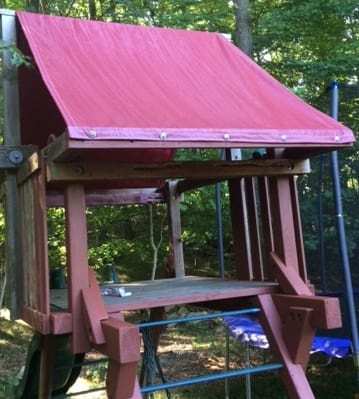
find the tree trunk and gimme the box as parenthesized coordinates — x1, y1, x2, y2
(88, 0, 97, 20)
(234, 0, 252, 56)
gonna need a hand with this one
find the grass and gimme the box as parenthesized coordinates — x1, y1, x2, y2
(0, 311, 358, 399)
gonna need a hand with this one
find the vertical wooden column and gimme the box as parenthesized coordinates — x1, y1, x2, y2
(289, 176, 308, 283)
(228, 178, 252, 280)
(269, 176, 299, 273)
(258, 176, 275, 279)
(65, 184, 91, 353)
(1, 10, 22, 317)
(244, 177, 263, 280)
(167, 181, 185, 278)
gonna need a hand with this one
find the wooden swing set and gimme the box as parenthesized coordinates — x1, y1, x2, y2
(0, 9, 355, 399)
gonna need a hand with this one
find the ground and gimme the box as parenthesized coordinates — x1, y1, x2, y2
(0, 311, 357, 399)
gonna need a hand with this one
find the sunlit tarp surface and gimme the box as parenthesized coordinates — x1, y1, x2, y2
(17, 11, 354, 148)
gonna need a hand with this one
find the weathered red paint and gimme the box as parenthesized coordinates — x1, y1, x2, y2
(258, 294, 315, 399)
(271, 252, 312, 296)
(65, 184, 91, 353)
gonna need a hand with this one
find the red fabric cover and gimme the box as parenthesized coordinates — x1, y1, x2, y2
(17, 11, 354, 147)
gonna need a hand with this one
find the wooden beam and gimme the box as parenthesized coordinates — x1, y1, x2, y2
(273, 294, 342, 330)
(167, 182, 185, 277)
(47, 188, 164, 207)
(2, 10, 22, 317)
(269, 176, 300, 275)
(258, 176, 275, 279)
(289, 176, 308, 283)
(46, 158, 311, 183)
(43, 134, 350, 162)
(65, 184, 91, 353)
(245, 177, 263, 280)
(229, 178, 252, 280)
(258, 294, 315, 399)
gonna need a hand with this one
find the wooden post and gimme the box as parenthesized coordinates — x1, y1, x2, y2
(289, 176, 308, 283)
(167, 181, 185, 278)
(228, 178, 252, 280)
(1, 9, 23, 317)
(257, 176, 275, 280)
(244, 177, 263, 280)
(65, 184, 91, 353)
(269, 176, 299, 274)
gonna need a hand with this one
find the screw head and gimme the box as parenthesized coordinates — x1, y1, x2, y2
(160, 131, 167, 140)
(86, 129, 97, 139)
(8, 150, 23, 165)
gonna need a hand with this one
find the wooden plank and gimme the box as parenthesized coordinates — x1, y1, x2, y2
(167, 182, 185, 277)
(47, 188, 164, 207)
(258, 177, 275, 280)
(65, 184, 91, 353)
(258, 294, 315, 399)
(269, 176, 300, 274)
(273, 294, 342, 330)
(229, 178, 252, 280)
(33, 165, 50, 314)
(244, 177, 263, 280)
(46, 158, 311, 183)
(2, 11, 22, 317)
(289, 176, 308, 283)
(43, 134, 349, 162)
(51, 276, 278, 312)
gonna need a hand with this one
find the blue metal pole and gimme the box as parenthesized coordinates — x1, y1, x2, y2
(329, 81, 359, 372)
(141, 363, 283, 394)
(318, 154, 327, 293)
(138, 308, 260, 330)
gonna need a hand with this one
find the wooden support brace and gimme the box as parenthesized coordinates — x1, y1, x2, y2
(82, 269, 108, 345)
(282, 306, 314, 369)
(271, 252, 312, 296)
(258, 294, 315, 399)
(273, 294, 342, 330)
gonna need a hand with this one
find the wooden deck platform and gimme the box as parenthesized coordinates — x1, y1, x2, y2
(51, 276, 278, 312)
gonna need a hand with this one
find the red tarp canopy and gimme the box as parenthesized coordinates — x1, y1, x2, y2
(17, 11, 354, 149)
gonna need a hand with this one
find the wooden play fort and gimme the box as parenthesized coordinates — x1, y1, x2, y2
(0, 9, 355, 399)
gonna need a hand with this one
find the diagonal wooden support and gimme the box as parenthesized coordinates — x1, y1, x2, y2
(82, 269, 108, 345)
(270, 252, 312, 296)
(81, 267, 142, 399)
(258, 294, 315, 399)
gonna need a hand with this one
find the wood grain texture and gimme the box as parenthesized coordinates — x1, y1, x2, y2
(51, 276, 278, 312)
(245, 177, 263, 280)
(229, 178, 252, 280)
(46, 158, 311, 183)
(65, 184, 91, 353)
(167, 182, 185, 278)
(258, 294, 315, 399)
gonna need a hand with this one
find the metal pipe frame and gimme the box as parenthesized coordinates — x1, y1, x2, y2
(138, 308, 260, 330)
(329, 81, 359, 371)
(141, 363, 283, 394)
